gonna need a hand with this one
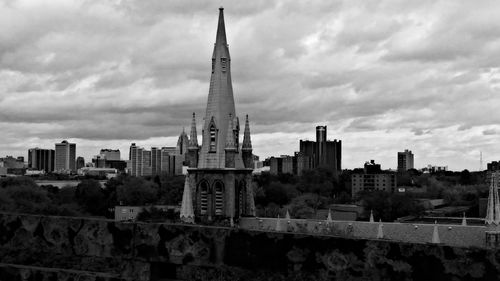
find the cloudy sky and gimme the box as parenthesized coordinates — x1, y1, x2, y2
(1, 0, 499, 170)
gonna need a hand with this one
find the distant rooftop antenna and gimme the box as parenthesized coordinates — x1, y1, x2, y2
(480, 151, 483, 171)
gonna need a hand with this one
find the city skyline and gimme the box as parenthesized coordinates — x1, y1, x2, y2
(1, 1, 500, 170)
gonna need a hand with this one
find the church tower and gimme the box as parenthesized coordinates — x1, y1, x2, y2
(181, 7, 255, 222)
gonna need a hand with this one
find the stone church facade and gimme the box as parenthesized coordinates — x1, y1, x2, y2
(180, 7, 255, 222)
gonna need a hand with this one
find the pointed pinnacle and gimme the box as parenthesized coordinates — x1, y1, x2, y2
(242, 114, 252, 150)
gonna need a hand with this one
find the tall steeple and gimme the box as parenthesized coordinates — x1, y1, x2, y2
(199, 7, 241, 169)
(183, 8, 256, 222)
(242, 115, 252, 150)
(189, 112, 198, 148)
(242, 114, 253, 168)
(187, 112, 200, 168)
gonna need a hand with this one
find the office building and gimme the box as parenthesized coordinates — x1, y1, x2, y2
(99, 149, 121, 161)
(28, 148, 55, 173)
(128, 144, 183, 177)
(129, 143, 143, 177)
(397, 149, 414, 172)
(270, 155, 295, 175)
(76, 156, 85, 170)
(54, 140, 76, 173)
(0, 156, 25, 175)
(351, 160, 397, 197)
(299, 126, 341, 179)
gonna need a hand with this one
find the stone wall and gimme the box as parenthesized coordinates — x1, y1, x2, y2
(1, 212, 499, 280)
(239, 217, 487, 248)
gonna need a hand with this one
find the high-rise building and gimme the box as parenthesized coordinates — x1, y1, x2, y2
(142, 150, 152, 176)
(129, 143, 144, 177)
(128, 144, 183, 177)
(181, 8, 256, 222)
(299, 126, 341, 179)
(28, 148, 55, 173)
(397, 149, 414, 172)
(99, 149, 120, 161)
(76, 156, 85, 170)
(151, 147, 161, 176)
(54, 140, 76, 173)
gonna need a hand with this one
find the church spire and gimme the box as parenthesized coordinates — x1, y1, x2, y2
(189, 112, 198, 148)
(215, 7, 227, 49)
(180, 175, 194, 223)
(242, 114, 252, 150)
(199, 7, 238, 169)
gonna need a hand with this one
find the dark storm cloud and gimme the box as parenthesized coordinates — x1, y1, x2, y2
(1, 0, 500, 170)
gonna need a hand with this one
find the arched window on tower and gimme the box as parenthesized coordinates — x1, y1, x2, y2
(209, 125, 217, 152)
(214, 181, 224, 216)
(199, 181, 209, 215)
(221, 58, 227, 72)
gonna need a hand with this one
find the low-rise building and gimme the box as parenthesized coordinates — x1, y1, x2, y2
(114, 205, 179, 221)
(78, 167, 117, 178)
(269, 155, 295, 175)
(351, 160, 397, 197)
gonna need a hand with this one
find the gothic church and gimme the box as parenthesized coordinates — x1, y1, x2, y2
(180, 7, 255, 222)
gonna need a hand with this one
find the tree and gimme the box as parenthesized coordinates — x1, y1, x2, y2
(298, 168, 335, 197)
(117, 177, 157, 206)
(359, 191, 423, 221)
(0, 176, 38, 189)
(289, 193, 330, 219)
(158, 174, 184, 205)
(3, 184, 51, 213)
(459, 170, 472, 185)
(75, 179, 106, 215)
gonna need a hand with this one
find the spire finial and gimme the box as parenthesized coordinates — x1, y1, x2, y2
(242, 114, 252, 150)
(180, 176, 194, 223)
(377, 219, 384, 239)
(432, 221, 440, 244)
(486, 173, 500, 226)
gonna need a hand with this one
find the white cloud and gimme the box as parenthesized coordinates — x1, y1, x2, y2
(1, 0, 499, 170)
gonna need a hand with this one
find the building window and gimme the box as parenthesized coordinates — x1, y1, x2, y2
(200, 181, 209, 215)
(210, 125, 217, 152)
(212, 59, 215, 73)
(214, 181, 224, 216)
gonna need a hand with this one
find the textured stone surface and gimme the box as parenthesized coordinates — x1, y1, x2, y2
(1, 212, 500, 280)
(240, 217, 487, 248)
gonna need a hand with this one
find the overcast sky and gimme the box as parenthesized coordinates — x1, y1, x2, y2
(1, 0, 500, 170)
